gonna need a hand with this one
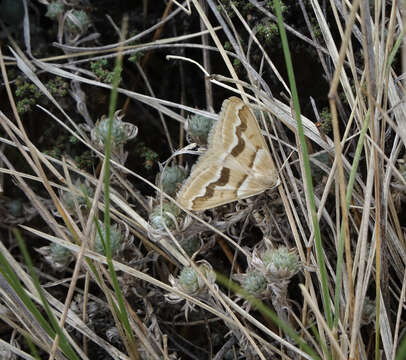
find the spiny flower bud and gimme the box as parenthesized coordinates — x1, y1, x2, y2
(177, 262, 216, 295)
(92, 111, 137, 148)
(95, 222, 123, 257)
(166, 260, 216, 319)
(242, 271, 267, 296)
(158, 165, 188, 197)
(149, 202, 182, 231)
(179, 267, 200, 294)
(61, 180, 94, 213)
(65, 9, 90, 35)
(45, 1, 64, 20)
(185, 114, 215, 146)
(50, 243, 72, 264)
(261, 246, 300, 281)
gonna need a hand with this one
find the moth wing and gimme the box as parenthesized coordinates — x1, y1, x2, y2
(176, 153, 235, 210)
(177, 153, 275, 211)
(217, 97, 270, 153)
(177, 97, 278, 211)
(189, 189, 245, 210)
(220, 97, 278, 188)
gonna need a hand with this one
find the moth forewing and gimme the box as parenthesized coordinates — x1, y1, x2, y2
(177, 97, 279, 211)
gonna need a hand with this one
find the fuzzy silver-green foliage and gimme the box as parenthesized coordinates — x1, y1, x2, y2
(262, 247, 300, 279)
(66, 9, 90, 33)
(242, 271, 267, 296)
(50, 243, 72, 263)
(179, 267, 200, 294)
(149, 202, 181, 230)
(45, 1, 64, 20)
(187, 114, 215, 146)
(160, 165, 188, 196)
(95, 223, 123, 256)
(95, 117, 127, 146)
(62, 181, 94, 212)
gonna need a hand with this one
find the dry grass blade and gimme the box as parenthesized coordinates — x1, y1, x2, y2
(0, 1, 405, 359)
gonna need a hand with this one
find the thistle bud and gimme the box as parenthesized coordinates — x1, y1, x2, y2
(261, 247, 300, 281)
(65, 9, 90, 35)
(61, 180, 94, 213)
(149, 202, 182, 231)
(185, 114, 215, 146)
(92, 111, 137, 149)
(242, 271, 267, 296)
(158, 165, 188, 197)
(95, 222, 123, 257)
(45, 1, 64, 20)
(177, 262, 216, 295)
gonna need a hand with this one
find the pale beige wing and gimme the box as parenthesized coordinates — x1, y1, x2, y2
(219, 97, 278, 190)
(177, 97, 278, 211)
(176, 158, 246, 210)
(178, 156, 277, 211)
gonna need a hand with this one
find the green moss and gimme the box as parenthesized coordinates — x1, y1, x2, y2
(74, 150, 93, 170)
(46, 77, 69, 97)
(14, 76, 68, 114)
(223, 41, 232, 51)
(311, 18, 322, 38)
(319, 107, 332, 133)
(135, 142, 158, 170)
(17, 98, 36, 114)
(128, 51, 145, 63)
(266, 0, 287, 14)
(90, 59, 117, 84)
(256, 22, 279, 43)
(69, 135, 79, 144)
(233, 58, 241, 67)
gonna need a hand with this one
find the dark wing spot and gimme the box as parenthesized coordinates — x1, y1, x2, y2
(230, 108, 248, 157)
(193, 167, 231, 205)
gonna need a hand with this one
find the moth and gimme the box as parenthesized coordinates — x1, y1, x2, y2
(177, 96, 279, 211)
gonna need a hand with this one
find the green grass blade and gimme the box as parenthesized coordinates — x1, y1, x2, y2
(385, 28, 404, 74)
(13, 229, 79, 360)
(273, 0, 333, 329)
(101, 17, 137, 353)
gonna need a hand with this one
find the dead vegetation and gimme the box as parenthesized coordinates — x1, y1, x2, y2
(0, 0, 405, 359)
